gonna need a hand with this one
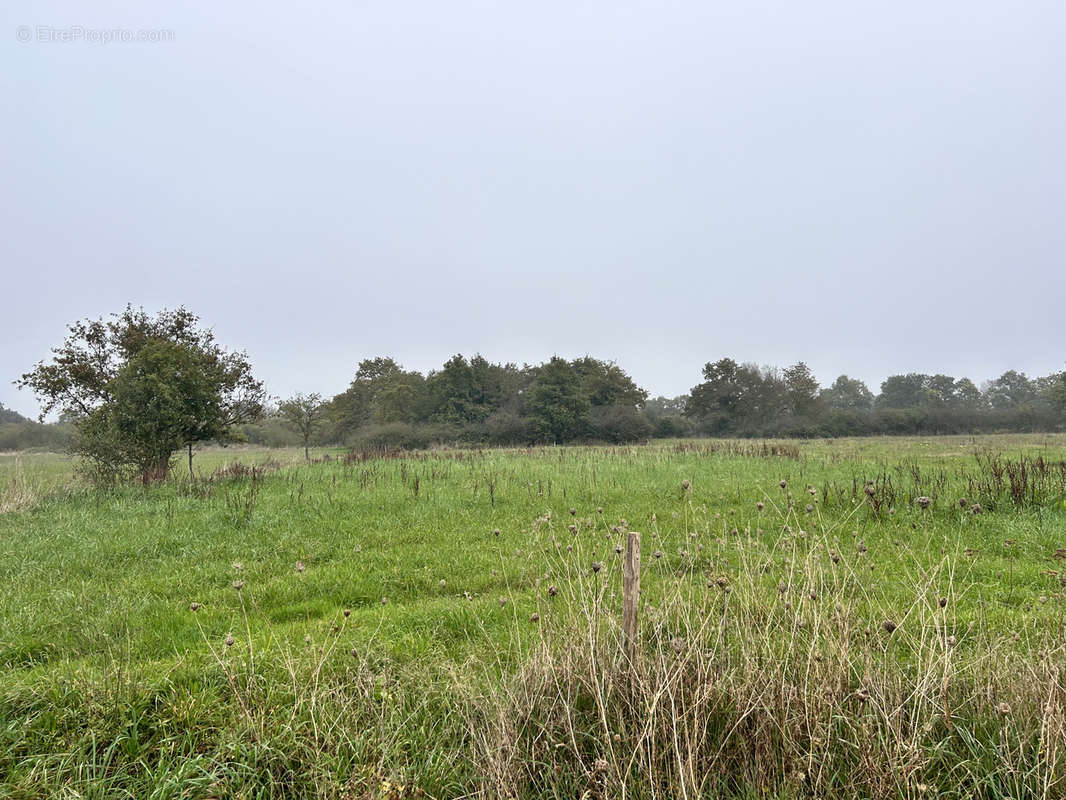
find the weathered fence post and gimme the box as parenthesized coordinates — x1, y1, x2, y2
(623, 530, 641, 665)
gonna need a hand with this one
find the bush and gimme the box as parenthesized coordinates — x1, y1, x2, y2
(588, 405, 653, 443)
(348, 423, 455, 452)
(651, 414, 696, 439)
(237, 418, 305, 448)
(481, 411, 532, 446)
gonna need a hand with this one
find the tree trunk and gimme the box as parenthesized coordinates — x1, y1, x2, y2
(188, 443, 194, 480)
(304, 439, 310, 462)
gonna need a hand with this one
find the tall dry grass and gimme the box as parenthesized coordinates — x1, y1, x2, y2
(0, 456, 39, 513)
(460, 499, 1066, 799)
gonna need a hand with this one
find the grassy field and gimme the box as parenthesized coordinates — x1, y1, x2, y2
(2, 435, 1066, 798)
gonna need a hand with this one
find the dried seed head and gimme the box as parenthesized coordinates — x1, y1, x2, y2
(916, 496, 931, 509)
(959, 497, 969, 508)
(548, 584, 559, 597)
(493, 528, 500, 537)
(343, 608, 351, 617)
(808, 487, 816, 496)
(568, 524, 578, 534)
(231, 561, 243, 571)
(997, 701, 1011, 716)
(779, 480, 787, 489)
(805, 504, 813, 513)
(614, 544, 623, 554)
(224, 633, 235, 647)
(756, 501, 764, 510)
(938, 596, 948, 608)
(971, 503, 982, 514)
(597, 507, 603, 514)
(232, 580, 244, 591)
(778, 581, 787, 594)
(569, 507, 576, 516)
(529, 612, 539, 623)
(593, 757, 609, 773)
(864, 485, 875, 496)
(439, 579, 446, 589)
(295, 561, 305, 573)
(189, 602, 201, 612)
(381, 596, 387, 605)
(856, 687, 870, 703)
(498, 596, 507, 607)
(681, 479, 691, 491)
(591, 561, 603, 573)
(670, 637, 686, 653)
(654, 550, 663, 559)
(305, 634, 312, 644)
(883, 619, 897, 634)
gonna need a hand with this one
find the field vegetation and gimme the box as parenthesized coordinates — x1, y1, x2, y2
(3, 435, 1066, 797)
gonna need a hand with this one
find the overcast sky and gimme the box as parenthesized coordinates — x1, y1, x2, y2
(2, 1, 1064, 418)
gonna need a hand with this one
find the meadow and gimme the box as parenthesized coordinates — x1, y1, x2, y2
(2, 435, 1066, 798)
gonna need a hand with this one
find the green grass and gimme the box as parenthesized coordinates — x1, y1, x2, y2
(2, 435, 1066, 798)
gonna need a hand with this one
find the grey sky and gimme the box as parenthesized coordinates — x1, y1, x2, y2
(3, 0, 1064, 418)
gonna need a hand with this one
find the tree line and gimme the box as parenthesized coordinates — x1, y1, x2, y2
(252, 355, 1065, 451)
(8, 307, 1066, 480)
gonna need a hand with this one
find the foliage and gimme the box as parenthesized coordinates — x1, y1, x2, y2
(277, 393, 325, 460)
(820, 374, 874, 411)
(588, 403, 653, 443)
(524, 357, 590, 443)
(17, 306, 265, 482)
(0, 403, 29, 425)
(0, 420, 73, 452)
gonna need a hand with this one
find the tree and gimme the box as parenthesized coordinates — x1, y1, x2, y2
(0, 403, 29, 424)
(876, 374, 928, 409)
(820, 375, 874, 411)
(686, 358, 784, 433)
(982, 371, 1035, 410)
(18, 306, 265, 483)
(570, 357, 648, 408)
(327, 357, 424, 437)
(278, 393, 324, 461)
(524, 357, 590, 443)
(1051, 370, 1066, 416)
(782, 362, 821, 417)
(953, 378, 983, 410)
(425, 355, 483, 424)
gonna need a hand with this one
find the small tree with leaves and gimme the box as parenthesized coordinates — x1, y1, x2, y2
(18, 306, 265, 483)
(278, 393, 324, 461)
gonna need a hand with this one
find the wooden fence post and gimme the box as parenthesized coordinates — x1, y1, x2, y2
(623, 530, 641, 665)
